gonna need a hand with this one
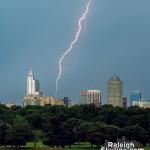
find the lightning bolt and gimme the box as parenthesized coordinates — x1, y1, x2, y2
(55, 0, 91, 96)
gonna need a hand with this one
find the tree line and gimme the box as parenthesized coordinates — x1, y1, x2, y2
(0, 104, 150, 148)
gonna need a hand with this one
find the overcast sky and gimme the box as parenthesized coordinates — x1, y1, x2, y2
(0, 0, 150, 105)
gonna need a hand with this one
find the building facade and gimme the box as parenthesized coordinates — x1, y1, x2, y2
(23, 95, 65, 107)
(123, 97, 127, 108)
(80, 90, 101, 107)
(130, 91, 141, 106)
(80, 91, 88, 104)
(63, 97, 71, 107)
(132, 100, 150, 108)
(87, 90, 101, 104)
(27, 69, 40, 96)
(107, 74, 123, 107)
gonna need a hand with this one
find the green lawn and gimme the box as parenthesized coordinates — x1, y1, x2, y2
(0, 143, 150, 150)
(25, 142, 96, 149)
(144, 147, 150, 150)
(24, 142, 150, 150)
(25, 141, 48, 148)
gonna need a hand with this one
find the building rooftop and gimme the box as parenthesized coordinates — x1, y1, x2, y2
(110, 74, 121, 81)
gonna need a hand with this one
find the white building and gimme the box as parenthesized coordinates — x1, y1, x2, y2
(6, 102, 15, 108)
(80, 90, 102, 106)
(87, 90, 101, 104)
(132, 100, 150, 108)
(27, 69, 40, 96)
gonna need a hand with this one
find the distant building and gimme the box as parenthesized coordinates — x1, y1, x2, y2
(130, 91, 141, 106)
(80, 90, 101, 107)
(27, 69, 41, 96)
(107, 74, 123, 107)
(80, 91, 88, 104)
(123, 97, 127, 108)
(6, 102, 15, 108)
(23, 69, 42, 106)
(42, 96, 55, 106)
(23, 95, 66, 107)
(54, 99, 65, 106)
(23, 69, 66, 107)
(132, 100, 150, 108)
(87, 90, 101, 105)
(63, 97, 71, 107)
(23, 95, 40, 106)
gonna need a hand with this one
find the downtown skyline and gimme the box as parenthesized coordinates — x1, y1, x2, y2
(0, 0, 150, 105)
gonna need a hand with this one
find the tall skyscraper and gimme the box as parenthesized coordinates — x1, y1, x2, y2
(27, 69, 40, 95)
(80, 90, 102, 107)
(23, 69, 41, 106)
(107, 74, 123, 107)
(130, 91, 141, 106)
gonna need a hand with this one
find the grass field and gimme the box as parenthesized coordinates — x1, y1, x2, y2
(0, 142, 96, 150)
(0, 142, 150, 150)
(25, 142, 96, 149)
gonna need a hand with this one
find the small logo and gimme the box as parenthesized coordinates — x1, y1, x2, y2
(101, 141, 144, 150)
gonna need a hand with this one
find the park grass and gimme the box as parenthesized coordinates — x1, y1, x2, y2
(0, 143, 150, 150)
(144, 147, 150, 150)
(25, 142, 96, 149)
(24, 142, 96, 150)
(25, 141, 47, 148)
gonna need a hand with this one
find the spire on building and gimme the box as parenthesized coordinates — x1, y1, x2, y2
(28, 68, 33, 76)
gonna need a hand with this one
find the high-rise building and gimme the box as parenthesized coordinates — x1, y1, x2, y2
(130, 91, 141, 106)
(87, 90, 101, 104)
(107, 74, 123, 107)
(80, 91, 88, 104)
(23, 69, 42, 106)
(27, 69, 40, 96)
(80, 90, 102, 107)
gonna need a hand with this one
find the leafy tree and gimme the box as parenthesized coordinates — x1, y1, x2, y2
(43, 112, 69, 148)
(122, 125, 149, 145)
(6, 125, 33, 148)
(61, 118, 82, 147)
(32, 130, 44, 147)
(27, 113, 45, 129)
(0, 120, 10, 146)
(13, 115, 27, 126)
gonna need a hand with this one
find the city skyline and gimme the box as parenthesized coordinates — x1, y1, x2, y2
(1, 0, 150, 105)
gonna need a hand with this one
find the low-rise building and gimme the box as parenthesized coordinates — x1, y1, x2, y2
(63, 97, 71, 107)
(132, 100, 150, 108)
(23, 95, 66, 107)
(6, 102, 16, 108)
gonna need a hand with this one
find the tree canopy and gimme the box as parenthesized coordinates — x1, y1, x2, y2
(0, 104, 149, 148)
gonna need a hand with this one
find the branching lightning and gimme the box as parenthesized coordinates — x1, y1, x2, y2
(55, 0, 91, 96)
